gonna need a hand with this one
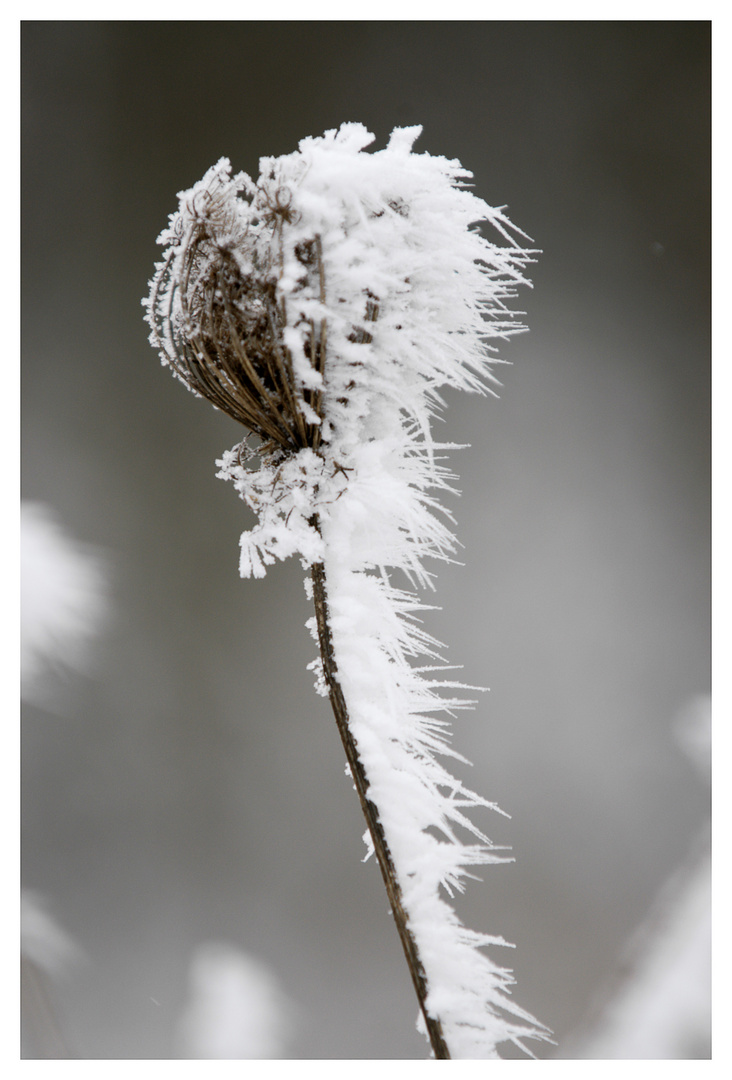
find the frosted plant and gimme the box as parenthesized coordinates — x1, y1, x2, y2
(144, 123, 547, 1058)
(21, 890, 80, 1056)
(21, 506, 105, 1053)
(177, 942, 296, 1059)
(21, 501, 107, 705)
(564, 697, 711, 1059)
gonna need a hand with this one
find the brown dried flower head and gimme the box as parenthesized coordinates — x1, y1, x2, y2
(145, 162, 325, 456)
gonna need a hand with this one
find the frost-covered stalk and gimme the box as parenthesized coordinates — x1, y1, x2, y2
(144, 124, 547, 1058)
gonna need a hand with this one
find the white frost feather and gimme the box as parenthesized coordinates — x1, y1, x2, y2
(159, 124, 546, 1057)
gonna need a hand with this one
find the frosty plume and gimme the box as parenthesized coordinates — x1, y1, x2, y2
(144, 123, 547, 1058)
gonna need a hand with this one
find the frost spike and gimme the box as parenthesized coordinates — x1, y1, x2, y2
(309, 551, 450, 1056)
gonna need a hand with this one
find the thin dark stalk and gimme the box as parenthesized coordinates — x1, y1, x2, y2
(309, 548, 451, 1060)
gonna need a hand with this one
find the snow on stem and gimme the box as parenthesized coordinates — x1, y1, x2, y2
(143, 123, 548, 1058)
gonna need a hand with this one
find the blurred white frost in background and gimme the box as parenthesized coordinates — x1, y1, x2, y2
(563, 695, 711, 1059)
(21, 890, 80, 979)
(21, 890, 81, 1057)
(176, 942, 297, 1058)
(21, 501, 108, 705)
(21, 506, 299, 1059)
(21, 500, 106, 1055)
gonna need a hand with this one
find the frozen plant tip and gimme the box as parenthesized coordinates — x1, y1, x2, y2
(144, 123, 548, 1058)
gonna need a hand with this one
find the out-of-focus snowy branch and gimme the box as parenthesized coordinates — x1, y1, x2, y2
(21, 502, 107, 1056)
(563, 696, 711, 1059)
(21, 501, 108, 706)
(21, 891, 81, 1058)
(176, 942, 297, 1059)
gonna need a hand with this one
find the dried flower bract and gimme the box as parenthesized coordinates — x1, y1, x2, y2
(145, 162, 325, 455)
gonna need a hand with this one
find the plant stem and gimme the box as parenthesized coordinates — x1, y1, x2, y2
(309, 551, 451, 1060)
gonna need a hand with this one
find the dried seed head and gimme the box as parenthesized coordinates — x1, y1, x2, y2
(145, 128, 536, 491)
(144, 160, 323, 454)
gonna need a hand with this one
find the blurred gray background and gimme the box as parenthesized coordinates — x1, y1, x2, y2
(21, 21, 710, 1059)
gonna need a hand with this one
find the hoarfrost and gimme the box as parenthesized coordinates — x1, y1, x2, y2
(145, 124, 546, 1058)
